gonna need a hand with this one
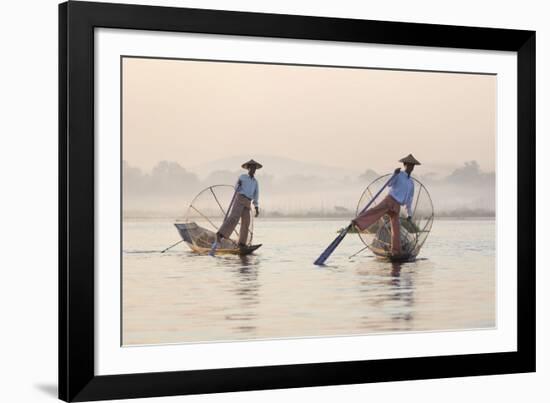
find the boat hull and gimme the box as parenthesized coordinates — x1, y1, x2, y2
(188, 243, 262, 255)
(174, 222, 261, 256)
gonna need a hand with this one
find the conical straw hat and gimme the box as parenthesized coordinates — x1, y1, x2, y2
(241, 159, 263, 169)
(398, 154, 421, 165)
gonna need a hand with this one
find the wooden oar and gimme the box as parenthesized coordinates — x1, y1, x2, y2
(160, 239, 184, 253)
(348, 245, 369, 259)
(209, 188, 239, 256)
(313, 172, 397, 266)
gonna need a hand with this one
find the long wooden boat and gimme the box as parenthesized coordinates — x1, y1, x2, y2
(174, 222, 262, 255)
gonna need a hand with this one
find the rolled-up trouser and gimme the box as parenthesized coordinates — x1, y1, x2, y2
(354, 195, 401, 255)
(217, 193, 251, 245)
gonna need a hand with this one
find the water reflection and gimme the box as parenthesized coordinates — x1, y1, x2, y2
(389, 262, 414, 324)
(224, 255, 261, 335)
(123, 219, 495, 345)
(356, 260, 415, 332)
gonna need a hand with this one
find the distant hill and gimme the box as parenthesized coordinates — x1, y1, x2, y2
(358, 168, 380, 183)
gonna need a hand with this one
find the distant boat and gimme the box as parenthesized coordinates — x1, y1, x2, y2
(174, 222, 262, 255)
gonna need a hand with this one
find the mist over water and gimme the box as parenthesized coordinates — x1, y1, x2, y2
(122, 218, 495, 345)
(123, 157, 495, 218)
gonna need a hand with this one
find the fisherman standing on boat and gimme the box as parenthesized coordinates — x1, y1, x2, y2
(351, 154, 421, 256)
(215, 159, 261, 248)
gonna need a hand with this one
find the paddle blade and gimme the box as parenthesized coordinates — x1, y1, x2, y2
(314, 225, 351, 265)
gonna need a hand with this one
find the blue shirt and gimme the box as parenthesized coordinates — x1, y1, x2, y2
(388, 172, 415, 217)
(236, 174, 259, 207)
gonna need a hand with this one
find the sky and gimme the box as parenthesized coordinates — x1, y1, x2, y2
(122, 57, 496, 175)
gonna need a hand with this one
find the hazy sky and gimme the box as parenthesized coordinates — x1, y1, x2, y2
(122, 57, 496, 174)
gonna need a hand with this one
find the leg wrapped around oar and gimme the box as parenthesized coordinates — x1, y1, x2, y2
(217, 194, 250, 241)
(353, 195, 402, 256)
(313, 172, 397, 265)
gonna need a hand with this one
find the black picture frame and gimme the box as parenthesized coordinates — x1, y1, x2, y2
(59, 1, 536, 401)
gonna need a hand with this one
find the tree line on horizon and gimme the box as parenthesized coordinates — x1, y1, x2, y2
(124, 159, 495, 196)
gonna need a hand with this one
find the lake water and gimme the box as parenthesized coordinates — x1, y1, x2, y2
(122, 218, 495, 345)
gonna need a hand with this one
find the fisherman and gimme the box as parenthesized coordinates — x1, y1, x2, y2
(351, 154, 421, 256)
(215, 159, 261, 248)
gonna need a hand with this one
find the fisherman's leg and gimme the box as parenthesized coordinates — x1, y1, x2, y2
(239, 207, 251, 246)
(353, 198, 391, 231)
(389, 211, 401, 256)
(217, 200, 244, 240)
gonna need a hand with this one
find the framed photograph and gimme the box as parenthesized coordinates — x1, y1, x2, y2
(59, 1, 535, 401)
